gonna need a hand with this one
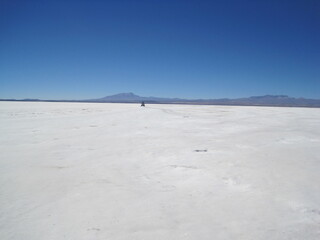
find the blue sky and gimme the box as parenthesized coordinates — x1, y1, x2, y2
(0, 0, 319, 99)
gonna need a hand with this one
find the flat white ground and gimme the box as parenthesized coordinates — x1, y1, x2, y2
(1, 102, 320, 240)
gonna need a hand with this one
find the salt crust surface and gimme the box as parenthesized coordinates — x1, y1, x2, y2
(1, 102, 320, 240)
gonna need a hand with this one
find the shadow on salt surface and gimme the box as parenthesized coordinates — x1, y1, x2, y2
(194, 149, 207, 152)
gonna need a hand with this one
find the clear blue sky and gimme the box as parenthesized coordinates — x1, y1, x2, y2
(1, 0, 319, 99)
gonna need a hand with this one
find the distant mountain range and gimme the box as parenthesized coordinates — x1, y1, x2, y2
(1, 92, 320, 107)
(86, 93, 320, 107)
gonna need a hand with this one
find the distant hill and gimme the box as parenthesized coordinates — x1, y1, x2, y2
(1, 93, 320, 107)
(95, 92, 144, 101)
(87, 92, 185, 103)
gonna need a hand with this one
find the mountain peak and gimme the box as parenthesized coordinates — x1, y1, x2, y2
(249, 95, 289, 99)
(115, 92, 138, 97)
(100, 92, 143, 101)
